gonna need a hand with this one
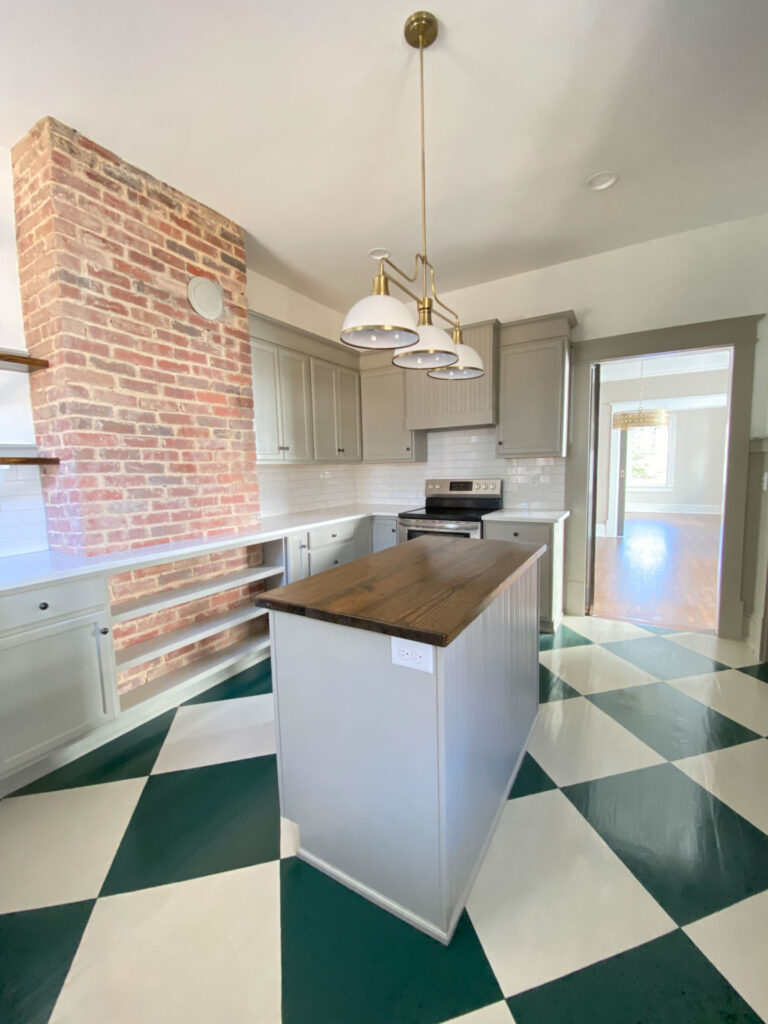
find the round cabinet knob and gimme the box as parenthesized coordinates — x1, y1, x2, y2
(498, 440, 503, 446)
(513, 531, 519, 537)
(391, 528, 396, 533)
(331, 533, 338, 539)
(99, 626, 110, 635)
(38, 601, 49, 610)
(406, 446, 411, 452)
(333, 560, 339, 565)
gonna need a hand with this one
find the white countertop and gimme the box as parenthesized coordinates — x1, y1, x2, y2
(0, 504, 408, 593)
(482, 508, 570, 524)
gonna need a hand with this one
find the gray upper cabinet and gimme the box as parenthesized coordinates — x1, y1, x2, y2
(336, 367, 362, 462)
(496, 311, 576, 459)
(310, 359, 362, 463)
(251, 338, 313, 463)
(404, 320, 499, 430)
(360, 365, 426, 462)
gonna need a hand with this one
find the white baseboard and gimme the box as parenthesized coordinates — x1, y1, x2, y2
(625, 503, 722, 515)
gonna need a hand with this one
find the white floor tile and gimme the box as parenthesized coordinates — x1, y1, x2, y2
(527, 697, 664, 786)
(280, 816, 300, 858)
(0, 779, 145, 913)
(667, 669, 768, 735)
(685, 890, 768, 1022)
(50, 862, 281, 1024)
(440, 1001, 516, 1024)
(561, 616, 652, 643)
(467, 790, 674, 998)
(666, 632, 758, 668)
(674, 740, 768, 835)
(539, 643, 658, 695)
(151, 694, 276, 774)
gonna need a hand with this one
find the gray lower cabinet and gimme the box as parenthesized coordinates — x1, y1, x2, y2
(496, 312, 575, 459)
(0, 611, 116, 774)
(286, 519, 372, 582)
(361, 367, 426, 462)
(372, 516, 398, 552)
(251, 338, 313, 462)
(311, 360, 362, 463)
(483, 518, 565, 632)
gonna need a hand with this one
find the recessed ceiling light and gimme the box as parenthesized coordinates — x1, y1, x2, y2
(585, 171, 619, 191)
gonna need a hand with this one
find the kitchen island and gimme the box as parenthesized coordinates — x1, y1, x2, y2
(256, 535, 543, 943)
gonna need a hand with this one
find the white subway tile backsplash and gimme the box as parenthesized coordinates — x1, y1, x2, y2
(258, 427, 566, 516)
(0, 465, 49, 557)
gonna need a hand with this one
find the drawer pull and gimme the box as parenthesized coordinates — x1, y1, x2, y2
(99, 626, 110, 635)
(513, 532, 519, 537)
(38, 602, 49, 611)
(331, 533, 337, 539)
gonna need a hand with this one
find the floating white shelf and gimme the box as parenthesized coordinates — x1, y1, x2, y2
(110, 564, 285, 623)
(119, 635, 271, 713)
(115, 603, 268, 672)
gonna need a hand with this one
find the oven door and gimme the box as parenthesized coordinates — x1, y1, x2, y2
(397, 518, 482, 543)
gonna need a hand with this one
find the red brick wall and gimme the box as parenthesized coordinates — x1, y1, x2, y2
(12, 117, 259, 557)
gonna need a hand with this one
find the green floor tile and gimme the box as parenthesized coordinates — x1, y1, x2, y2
(603, 636, 728, 680)
(0, 900, 94, 1024)
(509, 753, 557, 799)
(539, 626, 592, 652)
(507, 930, 761, 1024)
(184, 658, 272, 704)
(564, 763, 768, 925)
(539, 663, 580, 703)
(588, 683, 760, 760)
(740, 663, 768, 684)
(13, 710, 177, 795)
(100, 755, 279, 896)
(280, 857, 503, 1024)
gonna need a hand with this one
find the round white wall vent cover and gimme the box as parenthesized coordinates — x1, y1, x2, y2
(187, 275, 224, 320)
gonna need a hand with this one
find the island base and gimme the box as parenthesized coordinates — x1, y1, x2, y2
(270, 561, 539, 943)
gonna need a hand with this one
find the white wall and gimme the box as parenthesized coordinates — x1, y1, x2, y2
(258, 428, 565, 517)
(245, 270, 343, 343)
(440, 214, 768, 438)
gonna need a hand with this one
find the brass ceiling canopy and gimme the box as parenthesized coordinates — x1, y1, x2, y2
(404, 11, 438, 48)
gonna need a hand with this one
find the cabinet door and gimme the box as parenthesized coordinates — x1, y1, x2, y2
(335, 368, 361, 462)
(483, 520, 555, 630)
(251, 339, 282, 461)
(372, 517, 398, 552)
(404, 321, 498, 430)
(361, 367, 415, 462)
(497, 338, 569, 457)
(279, 349, 314, 462)
(311, 360, 339, 462)
(0, 614, 116, 774)
(285, 533, 309, 582)
(308, 540, 356, 575)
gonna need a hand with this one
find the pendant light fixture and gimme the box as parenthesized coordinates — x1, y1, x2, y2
(611, 357, 670, 429)
(340, 12, 482, 379)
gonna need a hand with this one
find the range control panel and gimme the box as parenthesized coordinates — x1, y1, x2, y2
(425, 478, 503, 496)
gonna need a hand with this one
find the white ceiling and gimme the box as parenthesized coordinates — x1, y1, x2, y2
(1, 0, 768, 313)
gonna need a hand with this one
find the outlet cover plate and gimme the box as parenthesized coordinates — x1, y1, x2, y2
(391, 636, 434, 673)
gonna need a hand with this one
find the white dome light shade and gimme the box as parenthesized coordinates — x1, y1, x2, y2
(341, 294, 419, 350)
(392, 323, 458, 369)
(428, 343, 484, 379)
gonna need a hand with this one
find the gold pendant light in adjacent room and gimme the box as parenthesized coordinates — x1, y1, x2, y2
(340, 12, 483, 379)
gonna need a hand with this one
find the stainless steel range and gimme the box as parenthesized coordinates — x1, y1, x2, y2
(397, 478, 503, 543)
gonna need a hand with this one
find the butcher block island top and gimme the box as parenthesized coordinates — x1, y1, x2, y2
(256, 534, 544, 647)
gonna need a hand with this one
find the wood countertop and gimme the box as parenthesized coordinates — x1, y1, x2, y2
(256, 535, 544, 647)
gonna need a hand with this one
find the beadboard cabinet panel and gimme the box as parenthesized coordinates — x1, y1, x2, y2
(336, 367, 362, 462)
(404, 321, 499, 430)
(361, 366, 426, 462)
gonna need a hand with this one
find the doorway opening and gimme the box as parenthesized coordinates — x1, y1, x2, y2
(589, 347, 732, 633)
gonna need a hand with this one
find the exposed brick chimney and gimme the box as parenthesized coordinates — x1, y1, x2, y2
(12, 117, 259, 556)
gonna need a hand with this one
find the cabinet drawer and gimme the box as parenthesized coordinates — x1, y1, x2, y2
(484, 521, 550, 548)
(308, 521, 358, 548)
(0, 576, 106, 634)
(308, 540, 356, 576)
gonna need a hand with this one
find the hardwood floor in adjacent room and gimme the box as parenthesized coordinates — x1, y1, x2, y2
(593, 513, 721, 632)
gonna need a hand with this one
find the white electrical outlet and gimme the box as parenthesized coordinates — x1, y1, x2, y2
(391, 636, 434, 673)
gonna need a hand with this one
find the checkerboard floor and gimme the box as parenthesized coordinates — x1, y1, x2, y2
(2, 618, 768, 1023)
